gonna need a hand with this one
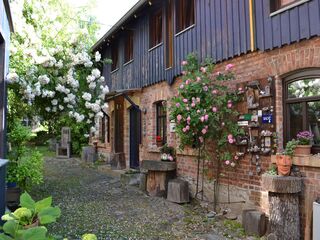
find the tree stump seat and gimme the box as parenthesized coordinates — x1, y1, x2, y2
(167, 179, 190, 203)
(141, 160, 176, 197)
(262, 174, 302, 240)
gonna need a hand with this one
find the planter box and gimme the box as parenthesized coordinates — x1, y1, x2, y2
(314, 202, 320, 240)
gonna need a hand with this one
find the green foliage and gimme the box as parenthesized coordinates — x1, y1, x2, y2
(82, 234, 97, 240)
(266, 164, 278, 175)
(284, 139, 298, 157)
(159, 144, 176, 161)
(0, 192, 61, 240)
(7, 122, 44, 191)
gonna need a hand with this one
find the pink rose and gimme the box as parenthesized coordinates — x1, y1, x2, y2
(196, 77, 201, 82)
(180, 84, 184, 89)
(228, 138, 234, 144)
(186, 79, 191, 85)
(212, 107, 217, 112)
(205, 125, 208, 129)
(186, 125, 190, 131)
(238, 87, 243, 91)
(199, 136, 204, 143)
(187, 116, 191, 121)
(191, 102, 196, 107)
(181, 60, 188, 66)
(215, 71, 221, 76)
(182, 71, 187, 75)
(186, 107, 190, 111)
(183, 98, 188, 103)
(196, 97, 201, 103)
(200, 67, 207, 73)
(202, 128, 207, 135)
(176, 103, 180, 107)
(212, 89, 218, 94)
(183, 128, 187, 132)
(227, 103, 232, 108)
(225, 160, 230, 165)
(168, 155, 174, 161)
(197, 110, 201, 113)
(225, 63, 234, 71)
(203, 86, 208, 91)
(177, 114, 182, 121)
(200, 116, 205, 122)
(227, 134, 233, 139)
(204, 114, 209, 121)
(234, 156, 239, 160)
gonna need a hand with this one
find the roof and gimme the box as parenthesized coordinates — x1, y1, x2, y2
(91, 0, 147, 51)
(3, 0, 14, 32)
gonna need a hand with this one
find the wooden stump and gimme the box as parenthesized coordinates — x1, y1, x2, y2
(262, 174, 302, 240)
(167, 179, 190, 203)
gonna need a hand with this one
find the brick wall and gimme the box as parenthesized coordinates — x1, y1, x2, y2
(98, 37, 320, 239)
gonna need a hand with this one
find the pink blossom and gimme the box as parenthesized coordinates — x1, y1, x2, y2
(181, 60, 188, 66)
(186, 79, 191, 85)
(177, 114, 182, 121)
(203, 86, 208, 91)
(176, 103, 180, 107)
(238, 87, 243, 91)
(212, 107, 217, 112)
(183, 128, 187, 132)
(187, 116, 191, 121)
(196, 77, 201, 82)
(183, 98, 188, 103)
(182, 71, 187, 75)
(212, 89, 218, 94)
(191, 102, 196, 107)
(225, 160, 230, 165)
(215, 72, 221, 76)
(234, 156, 239, 160)
(205, 125, 208, 129)
(221, 122, 225, 127)
(199, 136, 204, 143)
(186, 125, 190, 131)
(227, 134, 233, 139)
(227, 103, 233, 108)
(200, 67, 207, 73)
(186, 107, 190, 111)
(228, 138, 234, 144)
(225, 63, 234, 71)
(197, 110, 201, 113)
(204, 114, 209, 121)
(180, 84, 184, 89)
(196, 97, 201, 103)
(200, 116, 205, 122)
(202, 128, 207, 135)
(230, 162, 236, 167)
(168, 155, 174, 161)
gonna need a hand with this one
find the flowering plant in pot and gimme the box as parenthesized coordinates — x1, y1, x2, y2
(276, 139, 298, 176)
(295, 131, 314, 155)
(160, 144, 176, 161)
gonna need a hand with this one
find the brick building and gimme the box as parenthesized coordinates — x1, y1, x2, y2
(92, 0, 320, 239)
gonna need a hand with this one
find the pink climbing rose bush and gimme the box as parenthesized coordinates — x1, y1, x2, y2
(170, 54, 243, 168)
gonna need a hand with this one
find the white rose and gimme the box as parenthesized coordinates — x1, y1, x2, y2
(51, 99, 58, 106)
(95, 51, 101, 62)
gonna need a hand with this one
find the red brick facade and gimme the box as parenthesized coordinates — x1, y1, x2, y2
(97, 37, 320, 239)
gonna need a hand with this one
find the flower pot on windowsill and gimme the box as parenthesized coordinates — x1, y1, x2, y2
(294, 145, 312, 156)
(276, 155, 292, 176)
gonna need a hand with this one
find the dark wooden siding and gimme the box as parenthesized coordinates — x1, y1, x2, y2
(254, 0, 320, 51)
(103, 0, 252, 91)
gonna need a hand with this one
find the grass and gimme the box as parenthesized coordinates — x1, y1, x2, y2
(28, 145, 56, 157)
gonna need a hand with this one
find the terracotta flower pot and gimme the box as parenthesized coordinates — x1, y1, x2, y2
(294, 145, 312, 156)
(276, 155, 292, 176)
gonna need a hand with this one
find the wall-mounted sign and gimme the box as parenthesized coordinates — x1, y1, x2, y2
(238, 121, 249, 126)
(262, 114, 273, 124)
(170, 120, 176, 133)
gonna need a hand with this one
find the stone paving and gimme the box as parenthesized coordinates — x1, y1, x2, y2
(31, 157, 256, 240)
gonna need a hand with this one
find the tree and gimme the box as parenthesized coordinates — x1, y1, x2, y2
(7, 0, 110, 153)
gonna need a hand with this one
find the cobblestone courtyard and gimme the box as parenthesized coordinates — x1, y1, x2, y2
(31, 156, 253, 240)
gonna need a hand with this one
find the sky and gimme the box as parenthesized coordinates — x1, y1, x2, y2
(67, 0, 139, 39)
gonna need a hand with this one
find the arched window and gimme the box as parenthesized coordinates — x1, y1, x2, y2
(284, 69, 320, 153)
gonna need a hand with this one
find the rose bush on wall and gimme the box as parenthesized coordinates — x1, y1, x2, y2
(170, 54, 243, 204)
(7, 0, 110, 153)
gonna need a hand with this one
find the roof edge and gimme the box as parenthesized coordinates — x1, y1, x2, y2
(3, 0, 14, 32)
(91, 0, 147, 52)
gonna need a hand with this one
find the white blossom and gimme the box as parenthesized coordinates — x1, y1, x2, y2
(95, 51, 101, 62)
(89, 82, 96, 89)
(6, 72, 19, 83)
(82, 92, 92, 101)
(98, 76, 105, 83)
(58, 105, 64, 110)
(45, 107, 51, 112)
(51, 99, 58, 106)
(38, 75, 50, 85)
(84, 61, 93, 68)
(91, 68, 101, 78)
(84, 134, 90, 138)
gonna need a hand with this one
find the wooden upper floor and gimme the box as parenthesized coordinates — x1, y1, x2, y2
(92, 0, 320, 91)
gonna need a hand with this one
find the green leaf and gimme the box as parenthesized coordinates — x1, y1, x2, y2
(20, 192, 35, 211)
(0, 233, 14, 240)
(22, 226, 48, 240)
(35, 197, 52, 213)
(3, 220, 19, 237)
(38, 207, 61, 225)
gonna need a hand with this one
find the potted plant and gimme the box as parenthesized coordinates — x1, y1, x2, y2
(276, 139, 298, 176)
(160, 144, 176, 161)
(156, 135, 163, 147)
(295, 130, 314, 155)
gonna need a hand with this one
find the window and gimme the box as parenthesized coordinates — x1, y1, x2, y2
(124, 31, 134, 63)
(149, 10, 163, 48)
(176, 0, 195, 33)
(284, 69, 320, 153)
(111, 43, 118, 71)
(270, 0, 302, 12)
(156, 101, 167, 145)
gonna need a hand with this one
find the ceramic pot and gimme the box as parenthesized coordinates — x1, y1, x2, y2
(294, 145, 312, 156)
(276, 155, 292, 176)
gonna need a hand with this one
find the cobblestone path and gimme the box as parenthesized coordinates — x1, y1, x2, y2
(31, 157, 247, 240)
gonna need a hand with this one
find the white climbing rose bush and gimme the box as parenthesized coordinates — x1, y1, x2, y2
(8, 0, 110, 153)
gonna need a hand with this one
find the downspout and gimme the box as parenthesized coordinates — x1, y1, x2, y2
(249, 0, 255, 52)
